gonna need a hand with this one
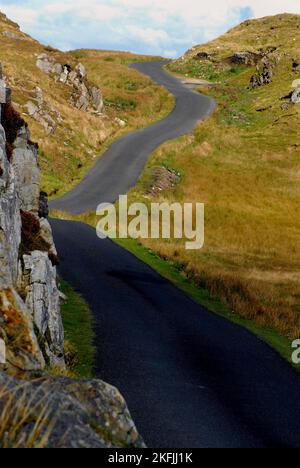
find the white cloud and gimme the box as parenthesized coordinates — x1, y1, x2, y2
(1, 5, 39, 26)
(1, 1, 299, 56)
(44, 1, 123, 21)
(126, 25, 169, 45)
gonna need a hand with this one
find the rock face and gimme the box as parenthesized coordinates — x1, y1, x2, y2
(0, 66, 144, 448)
(22, 251, 64, 367)
(36, 54, 104, 114)
(11, 126, 40, 213)
(0, 67, 64, 371)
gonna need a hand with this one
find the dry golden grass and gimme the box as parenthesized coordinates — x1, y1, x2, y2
(0, 380, 53, 448)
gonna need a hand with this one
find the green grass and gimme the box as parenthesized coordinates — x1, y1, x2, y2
(115, 237, 299, 370)
(167, 60, 247, 82)
(60, 280, 95, 378)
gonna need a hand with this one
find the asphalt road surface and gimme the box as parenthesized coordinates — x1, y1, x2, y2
(50, 61, 300, 448)
(50, 61, 215, 214)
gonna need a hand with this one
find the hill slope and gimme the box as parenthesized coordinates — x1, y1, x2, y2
(0, 12, 173, 198)
(124, 14, 300, 348)
(169, 13, 300, 79)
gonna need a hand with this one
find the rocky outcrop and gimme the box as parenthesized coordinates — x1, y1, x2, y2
(22, 251, 64, 367)
(11, 126, 40, 213)
(24, 87, 60, 135)
(0, 67, 64, 371)
(0, 371, 145, 448)
(36, 54, 104, 114)
(250, 53, 280, 88)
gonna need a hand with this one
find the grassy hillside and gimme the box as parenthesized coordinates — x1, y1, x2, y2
(168, 13, 300, 79)
(129, 14, 300, 342)
(0, 12, 173, 197)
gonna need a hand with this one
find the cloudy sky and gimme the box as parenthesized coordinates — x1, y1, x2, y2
(0, 1, 299, 57)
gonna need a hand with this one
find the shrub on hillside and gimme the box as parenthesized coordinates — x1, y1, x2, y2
(1, 103, 27, 160)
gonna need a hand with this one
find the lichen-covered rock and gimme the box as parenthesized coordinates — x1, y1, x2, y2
(39, 218, 57, 255)
(0, 371, 145, 448)
(0, 121, 21, 286)
(11, 126, 40, 214)
(22, 251, 64, 367)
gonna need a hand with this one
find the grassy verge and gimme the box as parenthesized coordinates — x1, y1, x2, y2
(115, 238, 297, 369)
(60, 280, 95, 378)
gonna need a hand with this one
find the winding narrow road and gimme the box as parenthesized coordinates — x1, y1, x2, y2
(50, 61, 215, 214)
(50, 62, 300, 448)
